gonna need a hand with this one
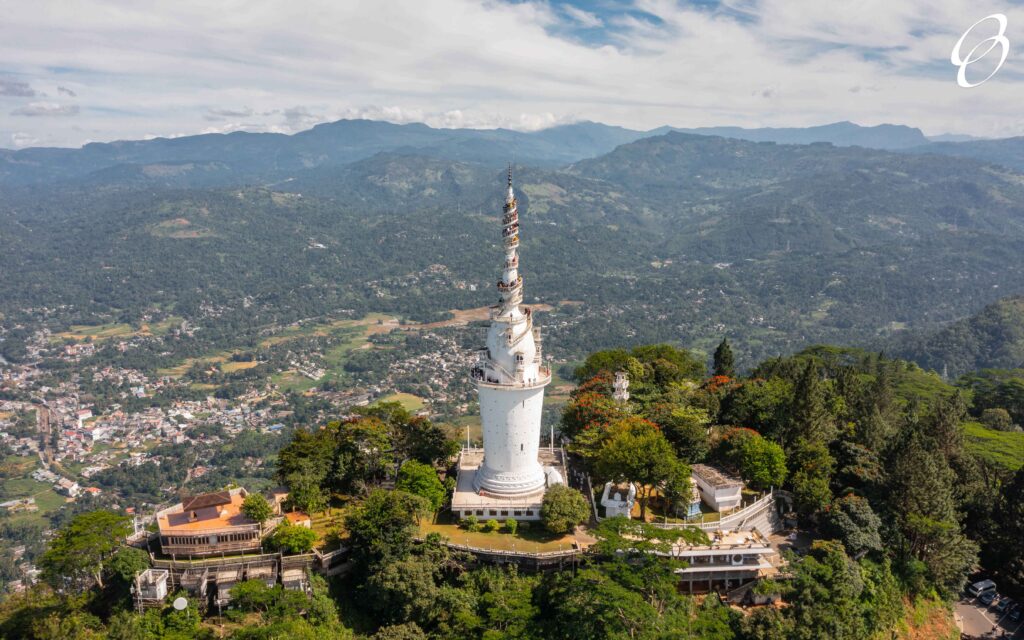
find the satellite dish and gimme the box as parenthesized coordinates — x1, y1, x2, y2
(172, 597, 188, 611)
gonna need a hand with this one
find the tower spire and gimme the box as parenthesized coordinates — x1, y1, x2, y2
(498, 168, 522, 315)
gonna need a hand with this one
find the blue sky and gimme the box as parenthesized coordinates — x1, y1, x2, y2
(1, 0, 1022, 148)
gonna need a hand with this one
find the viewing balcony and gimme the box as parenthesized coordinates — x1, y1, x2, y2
(470, 365, 551, 389)
(502, 223, 519, 238)
(496, 276, 522, 292)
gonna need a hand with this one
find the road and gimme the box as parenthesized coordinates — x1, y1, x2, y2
(957, 597, 1022, 638)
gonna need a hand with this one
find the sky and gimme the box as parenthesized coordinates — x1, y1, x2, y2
(1, 0, 1023, 149)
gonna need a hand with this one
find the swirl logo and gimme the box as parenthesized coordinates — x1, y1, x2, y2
(951, 14, 1010, 88)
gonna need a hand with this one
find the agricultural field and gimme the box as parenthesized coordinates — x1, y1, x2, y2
(962, 421, 1024, 470)
(0, 472, 67, 525)
(50, 316, 182, 344)
(221, 360, 260, 373)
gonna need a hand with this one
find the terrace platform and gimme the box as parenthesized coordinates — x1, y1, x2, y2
(451, 447, 567, 521)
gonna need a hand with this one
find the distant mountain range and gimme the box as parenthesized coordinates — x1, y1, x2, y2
(3, 118, 1024, 189)
(655, 121, 929, 150)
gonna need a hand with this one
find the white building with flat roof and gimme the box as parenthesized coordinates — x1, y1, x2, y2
(670, 528, 781, 594)
(691, 464, 744, 512)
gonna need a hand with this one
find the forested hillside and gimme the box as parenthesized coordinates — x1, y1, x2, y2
(895, 296, 1024, 376)
(5, 129, 1024, 368)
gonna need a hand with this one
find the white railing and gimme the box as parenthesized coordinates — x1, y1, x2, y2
(589, 483, 778, 533)
(651, 490, 776, 532)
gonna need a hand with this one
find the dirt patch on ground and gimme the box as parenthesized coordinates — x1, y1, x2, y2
(898, 598, 958, 640)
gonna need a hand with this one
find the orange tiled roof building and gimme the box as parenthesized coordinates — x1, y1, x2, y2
(156, 487, 262, 557)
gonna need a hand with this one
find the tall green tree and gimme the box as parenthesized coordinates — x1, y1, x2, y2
(987, 468, 1024, 594)
(644, 402, 712, 463)
(729, 432, 787, 490)
(333, 417, 395, 491)
(276, 427, 332, 485)
(713, 338, 736, 377)
(39, 510, 131, 590)
(345, 490, 430, 571)
(241, 493, 274, 525)
(788, 361, 835, 446)
(888, 433, 977, 594)
(395, 460, 446, 511)
(788, 441, 835, 518)
(365, 556, 440, 626)
(821, 495, 883, 557)
(787, 541, 867, 640)
(269, 522, 317, 554)
(594, 417, 683, 521)
(540, 485, 590, 535)
(285, 469, 329, 515)
(538, 566, 659, 640)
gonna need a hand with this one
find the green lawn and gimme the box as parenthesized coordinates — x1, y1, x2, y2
(420, 513, 575, 553)
(378, 392, 425, 412)
(963, 421, 1024, 470)
(270, 370, 319, 394)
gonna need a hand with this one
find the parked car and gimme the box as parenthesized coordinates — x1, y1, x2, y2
(1008, 603, 1022, 621)
(979, 590, 998, 606)
(967, 579, 997, 597)
(995, 597, 1013, 613)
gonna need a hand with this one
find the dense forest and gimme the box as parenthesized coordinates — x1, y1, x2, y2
(2, 342, 1021, 639)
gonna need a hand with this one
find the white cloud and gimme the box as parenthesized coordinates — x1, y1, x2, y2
(0, 0, 1021, 147)
(9, 132, 39, 147)
(10, 102, 79, 117)
(562, 5, 603, 29)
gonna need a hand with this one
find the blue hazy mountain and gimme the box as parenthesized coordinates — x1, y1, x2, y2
(907, 137, 1024, 172)
(652, 121, 929, 150)
(0, 119, 647, 187)
(4, 117, 1023, 188)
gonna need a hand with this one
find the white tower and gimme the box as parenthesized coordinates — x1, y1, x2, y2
(470, 168, 550, 497)
(613, 371, 630, 404)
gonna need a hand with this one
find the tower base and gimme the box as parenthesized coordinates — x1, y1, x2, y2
(451, 448, 568, 521)
(473, 460, 546, 497)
